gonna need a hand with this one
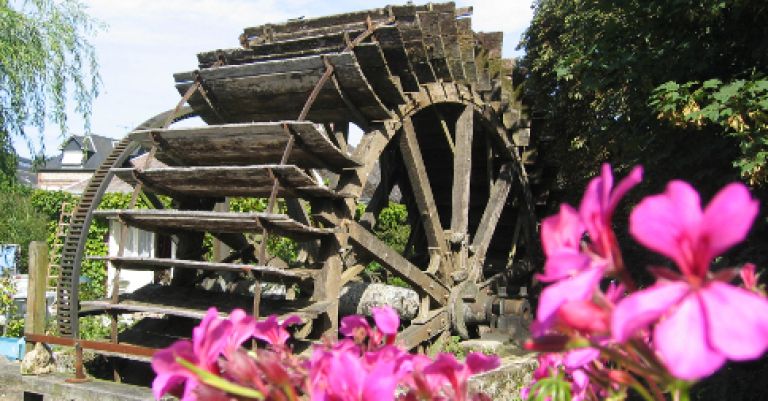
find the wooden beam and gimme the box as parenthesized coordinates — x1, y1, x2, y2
(360, 147, 399, 229)
(470, 163, 514, 275)
(286, 198, 319, 263)
(313, 237, 343, 337)
(399, 117, 448, 255)
(397, 309, 448, 350)
(347, 221, 449, 304)
(451, 106, 473, 235)
(25, 242, 48, 352)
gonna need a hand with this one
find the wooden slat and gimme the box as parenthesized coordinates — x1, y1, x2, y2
(79, 284, 327, 321)
(113, 165, 348, 199)
(417, 10, 452, 81)
(451, 106, 473, 234)
(352, 43, 406, 107)
(391, 4, 437, 84)
(200, 32, 348, 66)
(399, 117, 448, 254)
(176, 53, 391, 124)
(397, 308, 448, 349)
(243, 7, 390, 40)
(456, 17, 477, 83)
(93, 209, 335, 240)
(129, 122, 360, 171)
(347, 221, 449, 304)
(470, 163, 514, 272)
(439, 9, 465, 81)
(88, 256, 316, 281)
(372, 25, 420, 92)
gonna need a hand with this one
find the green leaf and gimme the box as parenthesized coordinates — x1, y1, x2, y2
(702, 79, 722, 89)
(176, 357, 265, 400)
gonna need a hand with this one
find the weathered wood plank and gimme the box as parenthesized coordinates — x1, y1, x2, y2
(399, 117, 448, 255)
(470, 162, 514, 272)
(129, 122, 361, 172)
(176, 52, 392, 124)
(360, 147, 399, 229)
(88, 256, 316, 281)
(451, 106, 473, 234)
(113, 165, 349, 199)
(80, 284, 324, 321)
(201, 32, 349, 67)
(352, 43, 406, 106)
(372, 26, 420, 92)
(243, 8, 390, 40)
(391, 4, 437, 84)
(456, 17, 477, 83)
(417, 10, 452, 81)
(438, 10, 465, 81)
(397, 308, 448, 349)
(347, 222, 449, 304)
(93, 209, 335, 240)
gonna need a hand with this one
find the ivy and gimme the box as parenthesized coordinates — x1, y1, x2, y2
(651, 77, 768, 185)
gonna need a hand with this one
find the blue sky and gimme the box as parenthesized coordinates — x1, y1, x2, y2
(15, 0, 534, 158)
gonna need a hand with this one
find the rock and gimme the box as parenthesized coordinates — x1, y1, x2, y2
(339, 282, 420, 320)
(469, 353, 538, 401)
(459, 340, 506, 355)
(20, 342, 55, 375)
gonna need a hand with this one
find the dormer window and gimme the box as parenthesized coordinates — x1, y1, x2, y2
(61, 149, 84, 166)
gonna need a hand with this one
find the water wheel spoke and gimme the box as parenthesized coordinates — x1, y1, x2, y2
(470, 162, 515, 275)
(399, 116, 449, 283)
(346, 221, 449, 304)
(451, 106, 473, 235)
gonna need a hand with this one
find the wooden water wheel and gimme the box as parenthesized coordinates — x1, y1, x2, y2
(53, 2, 541, 364)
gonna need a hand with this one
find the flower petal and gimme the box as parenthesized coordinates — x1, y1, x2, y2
(340, 315, 370, 337)
(607, 166, 643, 215)
(629, 181, 702, 272)
(563, 348, 599, 369)
(539, 251, 591, 282)
(701, 183, 758, 260)
(372, 306, 400, 335)
(541, 204, 584, 256)
(466, 352, 500, 374)
(536, 265, 605, 329)
(611, 282, 689, 342)
(363, 359, 398, 401)
(192, 308, 231, 368)
(700, 282, 768, 360)
(152, 340, 195, 399)
(654, 293, 725, 380)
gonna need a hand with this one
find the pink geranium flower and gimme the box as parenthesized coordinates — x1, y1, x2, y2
(534, 165, 642, 333)
(423, 353, 500, 401)
(613, 181, 768, 380)
(223, 309, 255, 358)
(152, 308, 231, 400)
(579, 164, 643, 267)
(253, 314, 302, 349)
(309, 342, 400, 401)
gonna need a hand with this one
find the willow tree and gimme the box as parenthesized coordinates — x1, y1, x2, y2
(0, 0, 100, 184)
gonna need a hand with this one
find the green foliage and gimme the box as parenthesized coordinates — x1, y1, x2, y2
(359, 202, 412, 287)
(78, 315, 111, 340)
(229, 197, 298, 263)
(651, 78, 768, 184)
(0, 0, 101, 143)
(0, 186, 48, 272)
(520, 0, 768, 199)
(373, 202, 410, 254)
(29, 189, 77, 220)
(525, 371, 572, 401)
